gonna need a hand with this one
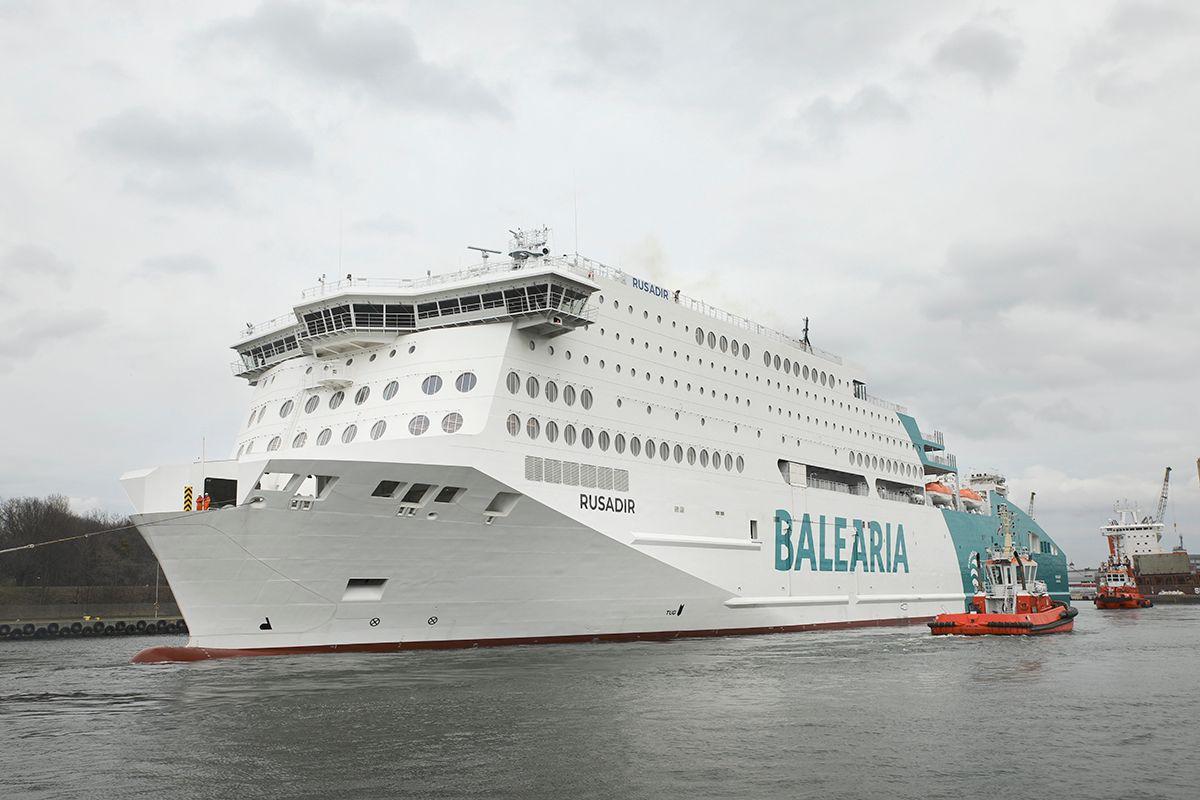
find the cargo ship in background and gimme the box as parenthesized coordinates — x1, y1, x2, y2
(121, 228, 1071, 662)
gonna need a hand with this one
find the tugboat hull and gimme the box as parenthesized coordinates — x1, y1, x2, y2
(1094, 594, 1152, 610)
(928, 604, 1078, 636)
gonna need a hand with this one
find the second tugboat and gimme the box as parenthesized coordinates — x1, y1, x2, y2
(930, 506, 1077, 636)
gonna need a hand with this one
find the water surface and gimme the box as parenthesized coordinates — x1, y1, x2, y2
(3, 604, 1198, 799)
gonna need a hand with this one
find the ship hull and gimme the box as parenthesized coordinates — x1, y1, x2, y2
(127, 458, 1070, 661)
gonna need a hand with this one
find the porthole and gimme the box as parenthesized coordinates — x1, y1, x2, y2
(292, 432, 307, 448)
(793, 362, 800, 377)
(659, 441, 670, 461)
(564, 385, 576, 406)
(581, 428, 594, 449)
(422, 375, 443, 395)
(245, 440, 254, 454)
(614, 433, 626, 453)
(455, 372, 477, 393)
(736, 456, 744, 473)
(317, 428, 332, 446)
(774, 354, 781, 370)
(630, 436, 642, 456)
(724, 453, 733, 471)
(719, 335, 728, 353)
(370, 420, 387, 440)
(849, 452, 856, 465)
(711, 451, 721, 470)
(545, 420, 559, 442)
(257, 406, 266, 423)
(699, 449, 709, 467)
(803, 365, 810, 379)
(247, 409, 257, 426)
(643, 310, 648, 319)
(763, 351, 771, 367)
(267, 436, 281, 451)
(369, 354, 376, 362)
(355, 386, 371, 405)
(383, 381, 399, 400)
(545, 381, 558, 402)
(695, 328, 705, 345)
(442, 412, 463, 434)
(564, 424, 577, 445)
(408, 345, 416, 354)
(742, 343, 749, 359)
(390, 349, 397, 357)
(645, 439, 656, 459)
(673, 444, 683, 463)
(687, 447, 696, 465)
(506, 372, 520, 394)
(341, 424, 358, 444)
(730, 338, 738, 355)
(304, 396, 319, 414)
(598, 430, 610, 451)
(410, 415, 430, 436)
(506, 414, 520, 436)
(279, 400, 294, 418)
(305, 366, 313, 375)
(527, 417, 541, 440)
(821, 371, 827, 386)
(707, 331, 716, 349)
(526, 376, 540, 399)
(345, 359, 353, 367)
(329, 390, 344, 410)
(783, 358, 791, 374)
(528, 340, 535, 351)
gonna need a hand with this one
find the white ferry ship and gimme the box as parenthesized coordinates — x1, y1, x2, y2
(123, 229, 1070, 661)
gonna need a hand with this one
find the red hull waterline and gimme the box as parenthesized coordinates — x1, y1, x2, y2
(132, 615, 935, 664)
(928, 605, 1078, 636)
(1094, 595, 1152, 609)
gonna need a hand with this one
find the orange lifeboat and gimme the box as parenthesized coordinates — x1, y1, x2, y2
(925, 482, 953, 507)
(959, 487, 984, 511)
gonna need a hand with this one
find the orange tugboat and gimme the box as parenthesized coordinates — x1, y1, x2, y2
(929, 506, 1077, 636)
(1093, 562, 1152, 609)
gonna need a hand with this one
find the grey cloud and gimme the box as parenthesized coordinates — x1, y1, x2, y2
(800, 84, 909, 148)
(85, 107, 312, 170)
(0, 309, 107, 367)
(1, 245, 74, 284)
(351, 214, 411, 236)
(558, 20, 662, 87)
(933, 22, 1023, 91)
(206, 1, 507, 118)
(1108, 1, 1196, 40)
(138, 253, 217, 277)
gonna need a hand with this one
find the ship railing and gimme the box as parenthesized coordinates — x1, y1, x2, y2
(863, 392, 907, 414)
(236, 312, 300, 343)
(920, 428, 945, 446)
(928, 452, 957, 469)
(806, 477, 868, 496)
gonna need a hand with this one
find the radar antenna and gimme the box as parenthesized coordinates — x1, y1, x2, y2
(467, 246, 502, 260)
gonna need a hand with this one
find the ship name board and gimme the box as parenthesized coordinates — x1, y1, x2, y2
(774, 509, 910, 573)
(581, 493, 636, 513)
(631, 276, 670, 300)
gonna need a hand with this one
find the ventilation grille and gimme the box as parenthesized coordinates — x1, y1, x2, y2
(526, 456, 630, 493)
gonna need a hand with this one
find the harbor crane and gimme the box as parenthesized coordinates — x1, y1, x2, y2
(1027, 491, 1036, 520)
(1142, 467, 1171, 524)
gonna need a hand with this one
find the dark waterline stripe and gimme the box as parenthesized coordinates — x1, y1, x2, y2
(131, 615, 936, 664)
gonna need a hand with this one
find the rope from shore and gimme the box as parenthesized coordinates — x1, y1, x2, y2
(0, 511, 198, 556)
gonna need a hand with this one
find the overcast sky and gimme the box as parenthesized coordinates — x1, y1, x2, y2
(1, 0, 1197, 564)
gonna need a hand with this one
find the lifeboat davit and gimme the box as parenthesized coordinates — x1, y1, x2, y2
(929, 506, 1077, 636)
(959, 487, 984, 511)
(925, 482, 953, 506)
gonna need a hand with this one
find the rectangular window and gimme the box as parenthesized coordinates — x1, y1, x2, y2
(342, 578, 387, 602)
(372, 480, 403, 498)
(750, 520, 759, 540)
(434, 486, 466, 504)
(400, 483, 433, 505)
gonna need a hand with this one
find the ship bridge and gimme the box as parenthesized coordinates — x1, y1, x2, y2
(232, 260, 599, 382)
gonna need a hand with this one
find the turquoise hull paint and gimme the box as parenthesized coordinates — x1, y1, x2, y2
(941, 496, 1071, 610)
